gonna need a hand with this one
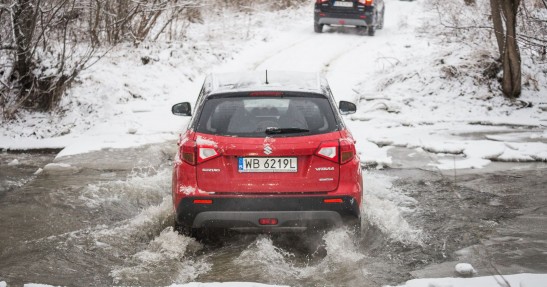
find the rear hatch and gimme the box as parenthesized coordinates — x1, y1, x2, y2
(195, 133, 341, 194)
(318, 0, 363, 14)
(191, 92, 343, 194)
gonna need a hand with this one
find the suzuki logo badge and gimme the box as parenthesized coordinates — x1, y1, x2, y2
(263, 144, 273, 155)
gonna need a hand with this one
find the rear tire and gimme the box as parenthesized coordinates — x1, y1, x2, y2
(377, 9, 385, 30)
(368, 26, 375, 36)
(314, 22, 323, 33)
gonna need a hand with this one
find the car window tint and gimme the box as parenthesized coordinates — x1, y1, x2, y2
(195, 96, 338, 137)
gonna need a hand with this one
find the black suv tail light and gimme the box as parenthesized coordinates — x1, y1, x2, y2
(358, 0, 374, 5)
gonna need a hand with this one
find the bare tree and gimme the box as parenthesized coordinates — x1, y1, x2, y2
(490, 0, 522, 99)
(1, 0, 201, 119)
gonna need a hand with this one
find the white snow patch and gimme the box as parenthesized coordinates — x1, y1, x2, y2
(7, 159, 20, 166)
(0, 281, 6, 287)
(392, 273, 547, 287)
(422, 142, 465, 155)
(454, 263, 476, 277)
(195, 136, 218, 146)
(500, 142, 547, 162)
(358, 140, 393, 168)
(42, 163, 80, 174)
(14, 282, 286, 287)
(170, 283, 287, 287)
(179, 185, 196, 196)
(434, 140, 506, 170)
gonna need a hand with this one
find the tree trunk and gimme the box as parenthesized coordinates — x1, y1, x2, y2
(12, 0, 38, 95)
(490, 0, 522, 99)
(490, 0, 505, 58)
(500, 0, 521, 99)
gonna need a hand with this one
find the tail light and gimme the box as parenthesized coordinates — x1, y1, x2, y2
(358, 0, 374, 5)
(198, 147, 219, 163)
(315, 139, 356, 164)
(340, 139, 356, 164)
(180, 139, 220, 165)
(181, 139, 196, 165)
(316, 0, 329, 3)
(316, 140, 339, 163)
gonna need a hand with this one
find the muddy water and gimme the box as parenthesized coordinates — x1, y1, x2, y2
(0, 145, 546, 286)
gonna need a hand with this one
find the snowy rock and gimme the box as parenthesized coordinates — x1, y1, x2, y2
(127, 128, 138, 135)
(43, 163, 80, 175)
(0, 281, 6, 287)
(7, 159, 20, 166)
(455, 263, 476, 277)
(34, 168, 44, 175)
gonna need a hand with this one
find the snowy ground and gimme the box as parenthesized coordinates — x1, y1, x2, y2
(1, 0, 545, 168)
(1, 0, 546, 286)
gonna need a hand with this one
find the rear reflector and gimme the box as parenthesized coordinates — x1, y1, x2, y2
(324, 198, 343, 203)
(259, 218, 278, 225)
(193, 199, 213, 204)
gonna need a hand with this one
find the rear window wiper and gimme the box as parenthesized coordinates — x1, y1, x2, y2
(265, 127, 310, 135)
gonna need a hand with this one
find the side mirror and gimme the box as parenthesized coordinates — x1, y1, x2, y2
(339, 101, 356, 115)
(172, 102, 192, 116)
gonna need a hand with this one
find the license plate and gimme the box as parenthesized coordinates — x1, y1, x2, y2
(238, 157, 297, 173)
(334, 1, 354, 7)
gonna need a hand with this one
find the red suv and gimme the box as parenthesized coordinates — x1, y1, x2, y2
(171, 72, 363, 236)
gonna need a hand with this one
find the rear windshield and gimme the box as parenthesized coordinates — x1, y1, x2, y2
(195, 96, 339, 137)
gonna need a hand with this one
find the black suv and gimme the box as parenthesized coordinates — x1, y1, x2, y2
(314, 0, 385, 36)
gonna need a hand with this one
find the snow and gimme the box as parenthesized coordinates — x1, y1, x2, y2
(393, 273, 547, 287)
(170, 284, 287, 287)
(0, 281, 5, 287)
(0, 0, 546, 286)
(42, 163, 80, 174)
(454, 263, 476, 277)
(0, 1, 545, 170)
(19, 283, 286, 287)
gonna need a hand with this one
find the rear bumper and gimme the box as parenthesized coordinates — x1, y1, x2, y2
(314, 10, 374, 27)
(175, 196, 360, 232)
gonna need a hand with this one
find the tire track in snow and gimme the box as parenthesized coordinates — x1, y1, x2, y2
(250, 35, 315, 70)
(321, 38, 368, 74)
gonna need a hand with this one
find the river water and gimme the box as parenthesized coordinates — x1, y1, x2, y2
(1, 143, 545, 286)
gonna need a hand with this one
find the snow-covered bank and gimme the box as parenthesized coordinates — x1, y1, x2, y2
(393, 273, 547, 287)
(1, 1, 546, 169)
(0, 4, 309, 158)
(12, 283, 286, 287)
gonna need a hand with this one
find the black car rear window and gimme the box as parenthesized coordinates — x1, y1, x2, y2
(195, 95, 339, 137)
